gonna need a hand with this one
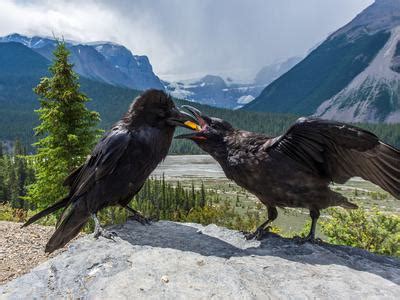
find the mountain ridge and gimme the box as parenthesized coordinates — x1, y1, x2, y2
(244, 0, 400, 123)
(315, 25, 400, 123)
(165, 56, 301, 109)
(0, 33, 164, 91)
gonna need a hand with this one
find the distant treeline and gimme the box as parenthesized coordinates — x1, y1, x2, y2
(0, 72, 399, 154)
(0, 141, 34, 208)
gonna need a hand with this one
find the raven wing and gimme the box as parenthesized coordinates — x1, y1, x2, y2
(266, 117, 400, 198)
(66, 128, 133, 198)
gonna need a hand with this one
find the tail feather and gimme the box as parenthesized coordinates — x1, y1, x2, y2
(22, 196, 71, 228)
(45, 201, 90, 253)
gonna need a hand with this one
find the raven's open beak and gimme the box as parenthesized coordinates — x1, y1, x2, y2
(166, 107, 200, 128)
(174, 105, 208, 140)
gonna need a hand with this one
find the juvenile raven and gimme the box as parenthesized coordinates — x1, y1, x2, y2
(23, 90, 190, 253)
(178, 106, 400, 242)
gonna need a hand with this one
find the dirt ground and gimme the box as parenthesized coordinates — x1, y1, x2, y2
(0, 221, 67, 284)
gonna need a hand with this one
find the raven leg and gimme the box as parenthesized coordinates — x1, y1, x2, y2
(245, 206, 278, 240)
(295, 208, 322, 244)
(124, 206, 151, 225)
(92, 214, 117, 240)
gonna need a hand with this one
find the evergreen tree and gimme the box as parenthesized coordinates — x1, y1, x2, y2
(0, 142, 4, 202)
(26, 41, 101, 209)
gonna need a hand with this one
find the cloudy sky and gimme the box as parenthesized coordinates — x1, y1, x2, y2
(0, 0, 373, 81)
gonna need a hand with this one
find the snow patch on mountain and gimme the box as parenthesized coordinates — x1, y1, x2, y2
(237, 95, 255, 104)
(163, 57, 301, 109)
(164, 75, 263, 109)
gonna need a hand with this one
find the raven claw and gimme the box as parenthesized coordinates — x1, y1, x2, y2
(127, 213, 151, 225)
(244, 226, 271, 240)
(93, 228, 117, 240)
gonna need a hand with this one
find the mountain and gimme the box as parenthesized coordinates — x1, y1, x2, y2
(0, 33, 164, 91)
(0, 42, 49, 76)
(0, 41, 300, 153)
(1, 41, 399, 153)
(245, 0, 400, 123)
(164, 75, 265, 109)
(254, 56, 302, 86)
(164, 58, 301, 109)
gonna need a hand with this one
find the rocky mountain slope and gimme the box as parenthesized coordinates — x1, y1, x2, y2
(1, 221, 399, 299)
(0, 33, 164, 91)
(245, 0, 400, 123)
(315, 26, 400, 123)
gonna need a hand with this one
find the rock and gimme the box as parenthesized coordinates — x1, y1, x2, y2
(1, 220, 400, 299)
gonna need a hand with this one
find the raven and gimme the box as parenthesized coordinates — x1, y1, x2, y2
(177, 106, 400, 242)
(23, 90, 190, 253)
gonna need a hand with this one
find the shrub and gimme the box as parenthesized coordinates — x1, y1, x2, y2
(321, 206, 400, 257)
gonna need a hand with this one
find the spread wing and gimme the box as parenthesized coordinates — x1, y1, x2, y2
(64, 128, 132, 197)
(267, 117, 400, 199)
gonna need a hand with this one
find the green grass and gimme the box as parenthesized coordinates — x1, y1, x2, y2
(170, 175, 400, 236)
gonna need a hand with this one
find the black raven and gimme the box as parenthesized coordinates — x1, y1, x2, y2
(23, 90, 190, 253)
(177, 106, 400, 242)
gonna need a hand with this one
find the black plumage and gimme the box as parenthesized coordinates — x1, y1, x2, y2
(23, 90, 189, 252)
(178, 107, 400, 242)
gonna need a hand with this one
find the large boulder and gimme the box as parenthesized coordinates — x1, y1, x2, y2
(1, 220, 399, 299)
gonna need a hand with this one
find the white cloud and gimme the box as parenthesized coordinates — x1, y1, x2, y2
(0, 0, 373, 81)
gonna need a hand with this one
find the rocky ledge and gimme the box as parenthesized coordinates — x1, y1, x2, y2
(1, 220, 400, 299)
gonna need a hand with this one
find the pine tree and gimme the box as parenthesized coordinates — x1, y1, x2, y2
(0, 142, 4, 202)
(26, 41, 101, 209)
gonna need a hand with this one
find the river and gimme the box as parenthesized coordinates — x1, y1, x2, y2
(152, 155, 225, 179)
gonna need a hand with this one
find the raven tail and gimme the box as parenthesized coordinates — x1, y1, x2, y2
(22, 196, 70, 228)
(45, 201, 90, 253)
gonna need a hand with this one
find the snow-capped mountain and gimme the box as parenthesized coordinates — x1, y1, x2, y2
(0, 33, 164, 91)
(0, 33, 303, 109)
(164, 75, 265, 109)
(164, 57, 301, 109)
(245, 0, 400, 123)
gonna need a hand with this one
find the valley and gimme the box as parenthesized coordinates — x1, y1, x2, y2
(152, 155, 400, 235)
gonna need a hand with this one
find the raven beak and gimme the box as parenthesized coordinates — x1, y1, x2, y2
(166, 107, 199, 128)
(174, 105, 208, 140)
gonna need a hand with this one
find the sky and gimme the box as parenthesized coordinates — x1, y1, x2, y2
(0, 0, 373, 81)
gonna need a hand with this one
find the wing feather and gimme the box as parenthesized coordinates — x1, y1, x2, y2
(67, 129, 132, 198)
(267, 117, 400, 199)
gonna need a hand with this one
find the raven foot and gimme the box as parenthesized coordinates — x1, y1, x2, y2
(244, 226, 272, 240)
(127, 212, 151, 225)
(124, 206, 151, 225)
(93, 227, 118, 240)
(92, 213, 117, 240)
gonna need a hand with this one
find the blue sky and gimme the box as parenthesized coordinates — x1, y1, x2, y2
(0, 0, 373, 81)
